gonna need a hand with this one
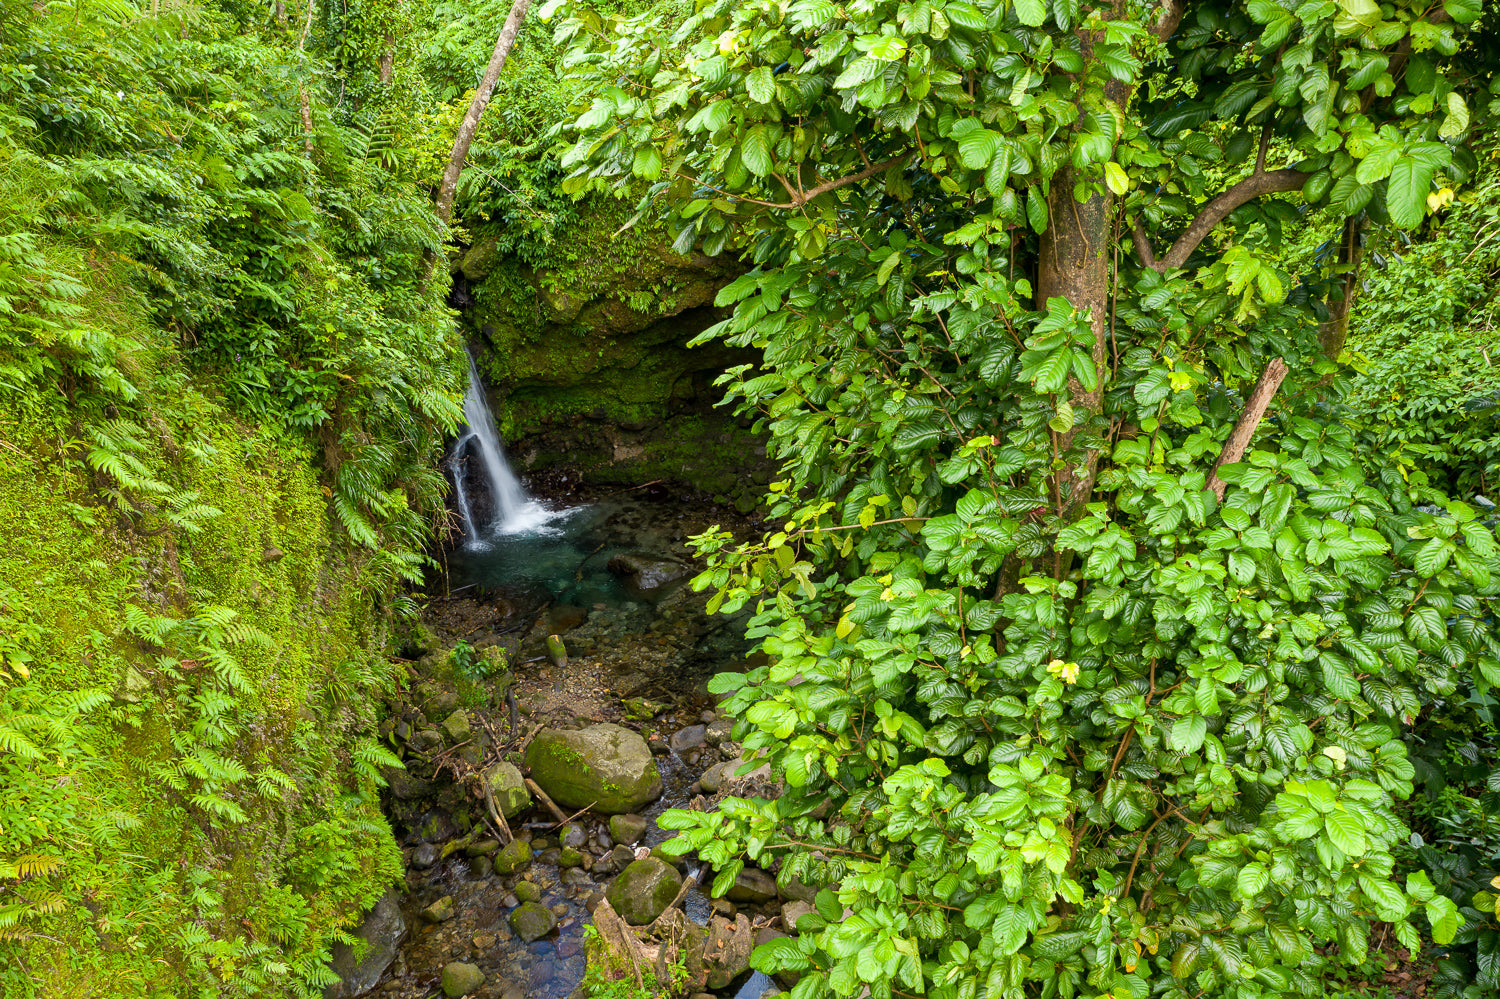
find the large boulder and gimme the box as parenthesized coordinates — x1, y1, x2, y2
(483, 760, 531, 818)
(509, 901, 558, 942)
(606, 857, 682, 926)
(703, 914, 755, 989)
(323, 889, 405, 999)
(524, 723, 662, 814)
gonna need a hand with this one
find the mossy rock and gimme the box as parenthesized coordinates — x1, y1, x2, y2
(508, 902, 557, 942)
(483, 761, 531, 818)
(493, 838, 533, 875)
(523, 723, 662, 815)
(605, 857, 682, 926)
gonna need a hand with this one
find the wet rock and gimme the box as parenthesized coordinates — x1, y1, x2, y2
(558, 848, 584, 868)
(726, 868, 778, 904)
(514, 880, 541, 904)
(560, 823, 588, 850)
(705, 717, 734, 746)
(524, 724, 663, 814)
(470, 856, 493, 879)
(670, 724, 707, 752)
(550, 903, 569, 918)
(464, 839, 500, 857)
(509, 902, 558, 942)
(440, 961, 484, 998)
(606, 552, 693, 599)
(383, 766, 434, 801)
(622, 696, 667, 720)
(546, 634, 569, 668)
(412, 810, 455, 844)
(538, 848, 562, 866)
(561, 867, 592, 886)
(472, 933, 496, 949)
(700, 710, 718, 724)
(440, 709, 471, 744)
(606, 857, 683, 925)
(324, 888, 405, 999)
(409, 843, 439, 870)
(703, 914, 754, 989)
(608, 814, 648, 845)
(422, 896, 456, 923)
(493, 838, 533, 875)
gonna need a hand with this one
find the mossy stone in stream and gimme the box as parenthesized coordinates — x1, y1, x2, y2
(509, 902, 558, 942)
(482, 761, 531, 818)
(606, 857, 682, 925)
(523, 723, 662, 815)
(608, 813, 648, 845)
(558, 848, 583, 868)
(493, 838, 533, 875)
(441, 962, 485, 997)
(514, 880, 541, 904)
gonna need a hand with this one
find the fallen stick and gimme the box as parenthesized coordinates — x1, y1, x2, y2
(525, 777, 570, 823)
(650, 870, 700, 931)
(546, 801, 597, 830)
(482, 783, 514, 845)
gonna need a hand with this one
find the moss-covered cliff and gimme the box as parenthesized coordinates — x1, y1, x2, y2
(1, 404, 407, 997)
(456, 196, 770, 503)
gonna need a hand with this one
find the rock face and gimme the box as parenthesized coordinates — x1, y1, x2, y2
(703, 914, 755, 989)
(606, 857, 683, 926)
(483, 761, 531, 818)
(524, 724, 662, 814)
(440, 962, 485, 998)
(323, 889, 405, 999)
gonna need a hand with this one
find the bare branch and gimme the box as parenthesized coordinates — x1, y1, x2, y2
(1155, 169, 1308, 271)
(1131, 221, 1158, 271)
(1208, 358, 1289, 501)
(1255, 125, 1271, 174)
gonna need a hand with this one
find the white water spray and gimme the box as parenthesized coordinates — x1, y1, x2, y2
(449, 355, 563, 539)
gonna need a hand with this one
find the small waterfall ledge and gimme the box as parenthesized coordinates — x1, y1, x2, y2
(448, 355, 566, 541)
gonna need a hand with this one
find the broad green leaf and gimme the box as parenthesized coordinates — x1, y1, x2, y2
(1386, 156, 1433, 229)
(1324, 809, 1368, 857)
(747, 66, 775, 104)
(1013, 0, 1046, 27)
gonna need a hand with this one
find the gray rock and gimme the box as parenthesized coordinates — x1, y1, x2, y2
(470, 856, 493, 879)
(440, 962, 484, 998)
(113, 667, 150, 704)
(493, 838, 533, 875)
(670, 724, 707, 752)
(560, 823, 588, 849)
(697, 762, 728, 795)
(704, 914, 754, 989)
(606, 857, 683, 925)
(524, 724, 663, 814)
(609, 813, 648, 846)
(705, 717, 734, 746)
(509, 901, 558, 942)
(781, 900, 816, 931)
(726, 867, 778, 904)
(514, 881, 541, 904)
(483, 761, 531, 818)
(323, 889, 405, 999)
(606, 552, 693, 599)
(408, 843, 439, 870)
(421, 689, 460, 723)
(603, 844, 637, 873)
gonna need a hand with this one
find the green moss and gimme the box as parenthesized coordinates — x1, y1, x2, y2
(0, 405, 405, 998)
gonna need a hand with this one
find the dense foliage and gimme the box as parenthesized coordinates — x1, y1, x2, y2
(553, 1, 1500, 999)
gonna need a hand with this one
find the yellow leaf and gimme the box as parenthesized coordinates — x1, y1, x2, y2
(1104, 161, 1130, 196)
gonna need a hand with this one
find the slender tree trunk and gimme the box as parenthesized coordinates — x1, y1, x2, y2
(379, 31, 396, 85)
(433, 0, 532, 227)
(297, 0, 316, 157)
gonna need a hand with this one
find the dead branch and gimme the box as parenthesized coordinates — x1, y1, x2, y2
(524, 777, 570, 823)
(1207, 358, 1290, 500)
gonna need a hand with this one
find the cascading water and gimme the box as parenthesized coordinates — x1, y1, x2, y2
(448, 355, 562, 541)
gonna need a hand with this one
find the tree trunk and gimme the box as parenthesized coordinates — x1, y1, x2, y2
(379, 31, 396, 85)
(433, 0, 532, 227)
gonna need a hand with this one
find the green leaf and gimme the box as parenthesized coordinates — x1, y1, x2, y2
(1324, 809, 1368, 857)
(1103, 161, 1129, 196)
(1171, 715, 1207, 753)
(958, 128, 1001, 170)
(747, 66, 775, 104)
(1426, 895, 1460, 944)
(1013, 0, 1047, 27)
(741, 125, 775, 178)
(1386, 156, 1434, 229)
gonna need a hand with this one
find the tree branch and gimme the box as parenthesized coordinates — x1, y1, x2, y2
(1153, 0, 1188, 42)
(776, 156, 904, 209)
(1207, 357, 1289, 501)
(1131, 221, 1158, 271)
(1154, 169, 1307, 271)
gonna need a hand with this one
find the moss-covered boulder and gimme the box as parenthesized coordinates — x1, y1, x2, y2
(524, 723, 662, 815)
(606, 857, 682, 926)
(441, 962, 484, 997)
(493, 838, 533, 875)
(482, 761, 531, 818)
(508, 902, 557, 942)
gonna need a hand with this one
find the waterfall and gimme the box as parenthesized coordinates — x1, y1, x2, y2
(448, 355, 558, 539)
